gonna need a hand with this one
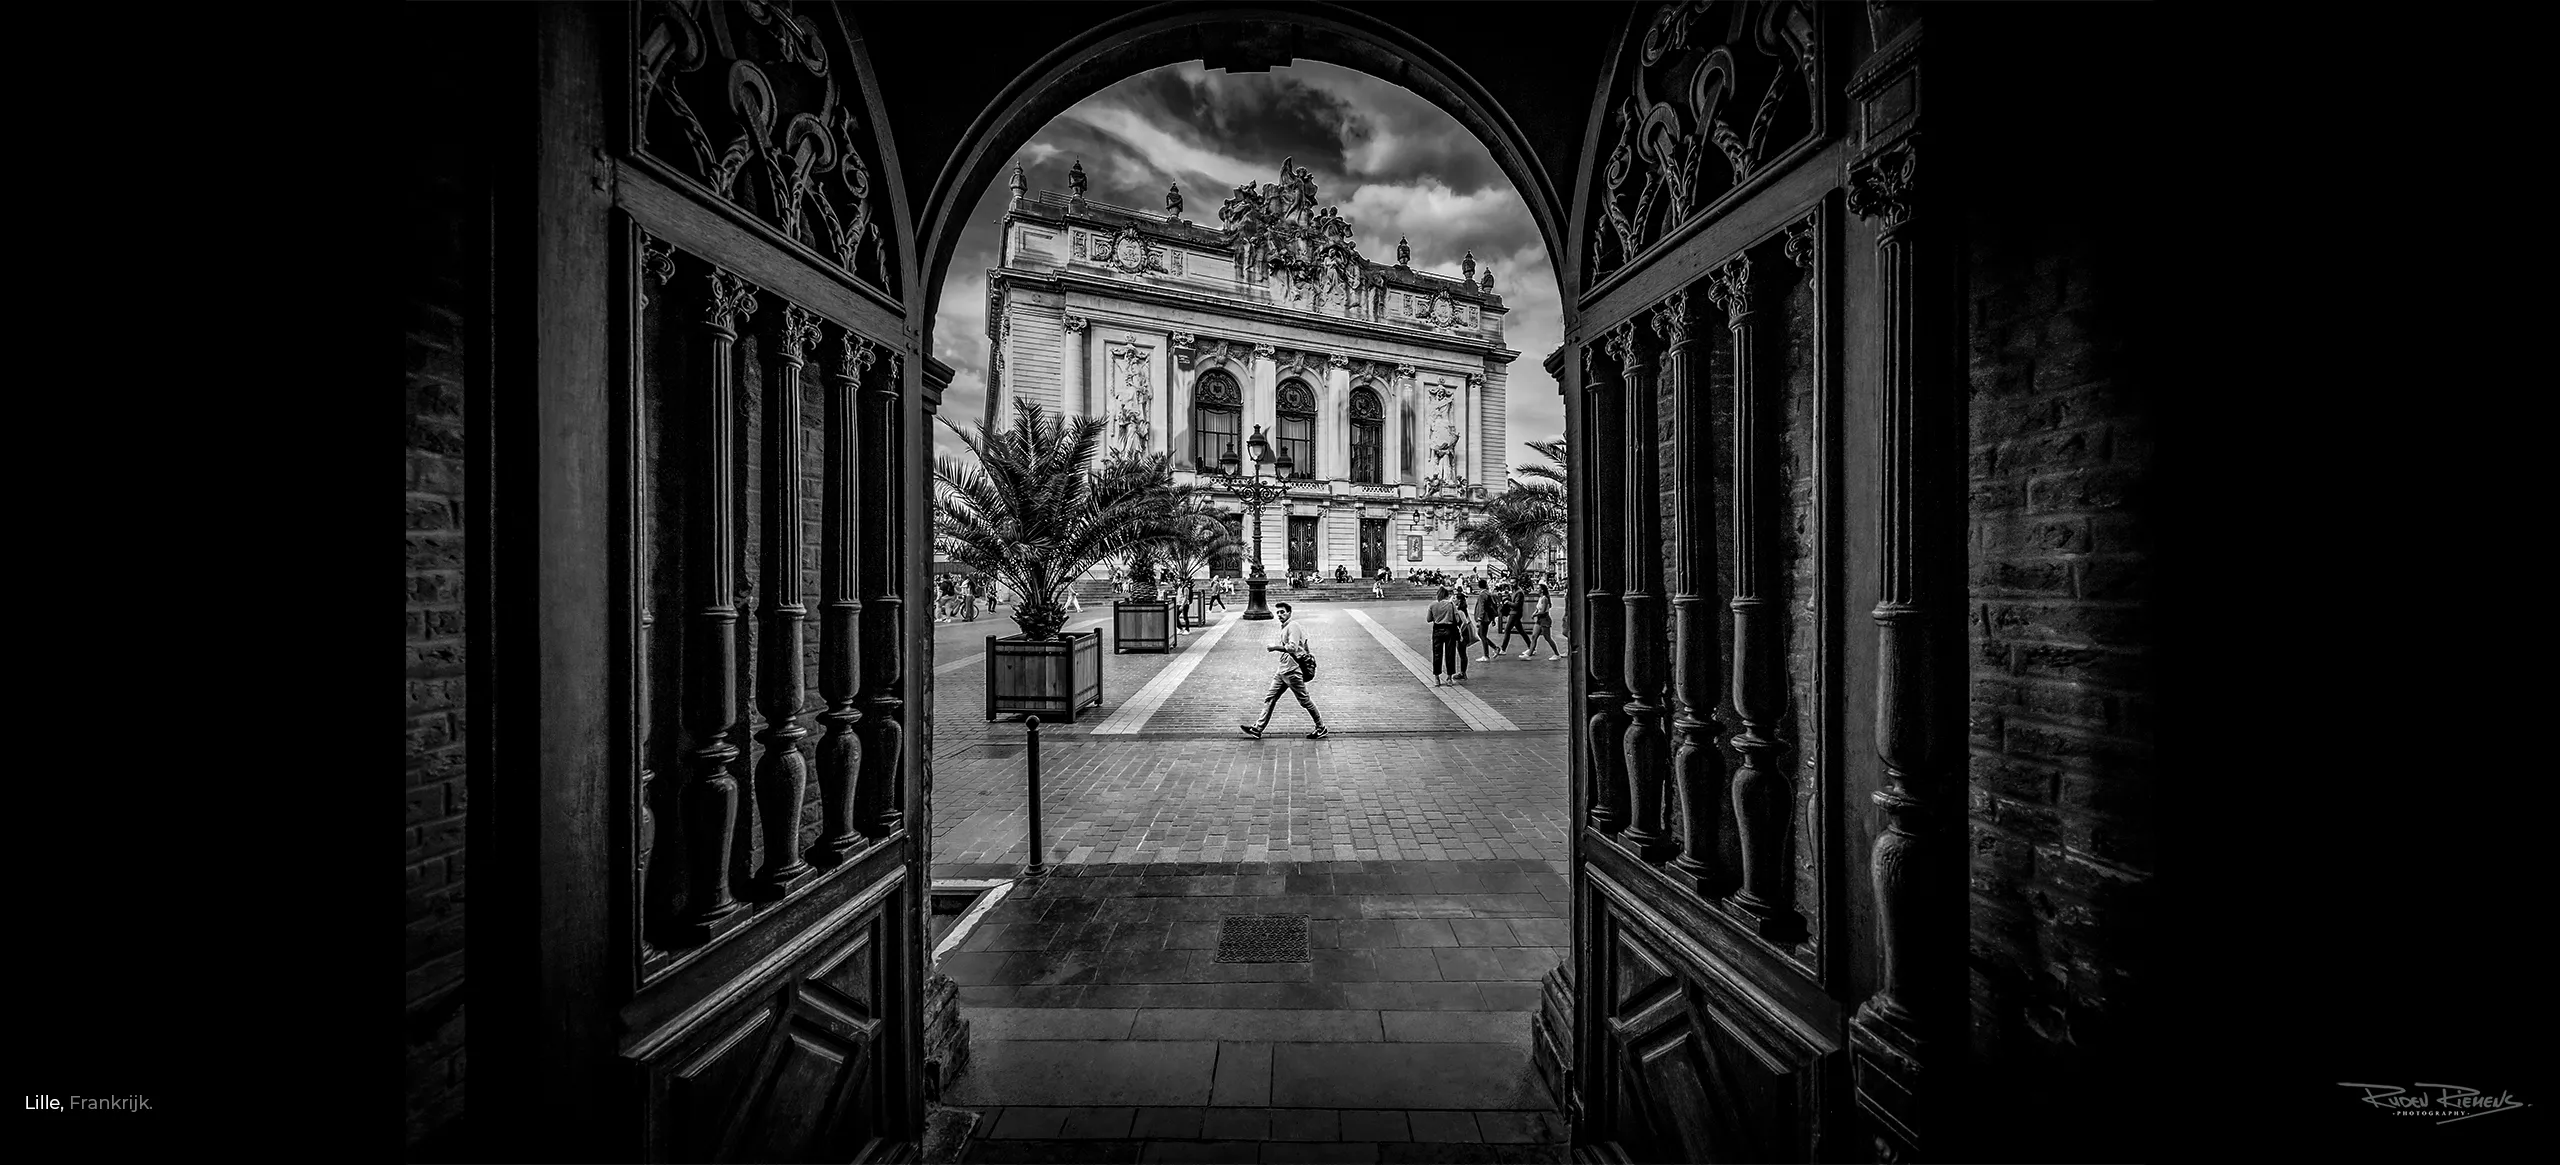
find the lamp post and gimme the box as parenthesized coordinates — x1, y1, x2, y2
(1212, 424, 1294, 620)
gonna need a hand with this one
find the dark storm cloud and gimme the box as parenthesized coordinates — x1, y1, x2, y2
(935, 62, 1568, 471)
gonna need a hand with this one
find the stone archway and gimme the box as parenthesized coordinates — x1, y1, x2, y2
(909, 5, 1579, 347)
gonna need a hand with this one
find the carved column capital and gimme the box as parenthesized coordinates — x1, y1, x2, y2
(1329, 351, 1352, 370)
(1602, 319, 1650, 371)
(780, 304, 822, 359)
(1650, 290, 1698, 349)
(640, 232, 678, 307)
(1252, 343, 1278, 361)
(1394, 363, 1417, 382)
(1782, 210, 1820, 271)
(1062, 312, 1089, 333)
(838, 330, 877, 375)
(1847, 137, 1919, 235)
(1705, 255, 1756, 326)
(706, 267, 760, 332)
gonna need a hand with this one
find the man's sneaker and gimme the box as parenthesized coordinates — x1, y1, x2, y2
(1519, 650, 1533, 660)
(1549, 654, 1563, 660)
(1308, 726, 1330, 739)
(1239, 724, 1264, 739)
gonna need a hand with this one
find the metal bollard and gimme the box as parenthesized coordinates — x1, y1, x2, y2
(1023, 716, 1046, 878)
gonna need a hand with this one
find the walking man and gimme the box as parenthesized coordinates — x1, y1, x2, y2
(1492, 585, 1528, 655)
(1470, 581, 1498, 663)
(1208, 574, 1230, 612)
(1524, 584, 1564, 659)
(1241, 602, 1327, 739)
(1425, 586, 1465, 686)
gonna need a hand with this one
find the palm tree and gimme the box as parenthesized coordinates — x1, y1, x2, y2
(932, 399, 1195, 639)
(1455, 485, 1567, 583)
(1516, 438, 1568, 490)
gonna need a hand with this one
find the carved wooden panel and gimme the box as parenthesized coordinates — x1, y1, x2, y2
(1586, 1, 1824, 291)
(638, 897, 901, 1163)
(1591, 868, 1840, 1163)
(633, 1, 902, 298)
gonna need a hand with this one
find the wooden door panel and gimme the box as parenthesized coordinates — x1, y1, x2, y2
(599, 4, 929, 1161)
(1590, 865, 1840, 1163)
(1546, 4, 1945, 1157)
(634, 869, 909, 1163)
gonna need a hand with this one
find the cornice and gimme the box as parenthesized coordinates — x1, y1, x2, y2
(988, 267, 1520, 364)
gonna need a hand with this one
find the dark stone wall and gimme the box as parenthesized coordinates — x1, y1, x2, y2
(1949, 4, 2161, 1157)
(403, 8, 475, 1154)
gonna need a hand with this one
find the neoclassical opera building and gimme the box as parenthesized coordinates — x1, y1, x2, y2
(982, 158, 1520, 578)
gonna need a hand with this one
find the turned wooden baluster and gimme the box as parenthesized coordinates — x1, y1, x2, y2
(853, 350, 905, 837)
(1656, 292, 1732, 896)
(677, 266, 759, 941)
(1580, 343, 1629, 835)
(1710, 252, 1808, 943)
(1613, 321, 1678, 862)
(747, 304, 821, 899)
(1848, 131, 1950, 1162)
(808, 329, 870, 867)
(636, 231, 676, 949)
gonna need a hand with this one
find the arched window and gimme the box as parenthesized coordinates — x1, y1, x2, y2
(1277, 379, 1317, 479)
(1192, 368, 1242, 472)
(1349, 386, 1384, 484)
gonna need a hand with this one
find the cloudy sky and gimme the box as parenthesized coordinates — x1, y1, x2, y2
(930, 60, 1564, 469)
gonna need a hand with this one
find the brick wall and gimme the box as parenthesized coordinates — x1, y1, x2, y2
(404, 12, 473, 1154)
(1961, 200, 2155, 1148)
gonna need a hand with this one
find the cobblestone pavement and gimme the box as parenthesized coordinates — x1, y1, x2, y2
(925, 600, 1573, 872)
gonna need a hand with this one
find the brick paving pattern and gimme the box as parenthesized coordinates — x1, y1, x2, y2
(928, 601, 1572, 870)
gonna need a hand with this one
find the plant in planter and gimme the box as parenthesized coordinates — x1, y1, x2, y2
(933, 399, 1192, 640)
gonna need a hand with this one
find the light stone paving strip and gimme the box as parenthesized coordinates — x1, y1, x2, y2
(1086, 611, 1244, 733)
(1345, 609, 1519, 732)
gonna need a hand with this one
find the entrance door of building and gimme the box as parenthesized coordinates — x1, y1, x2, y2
(476, 5, 931, 1160)
(1287, 516, 1319, 573)
(1555, 6, 1955, 1163)
(1359, 518, 1388, 577)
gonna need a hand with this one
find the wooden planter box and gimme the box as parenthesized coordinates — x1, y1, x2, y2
(1113, 600, 1174, 653)
(984, 629, 1104, 723)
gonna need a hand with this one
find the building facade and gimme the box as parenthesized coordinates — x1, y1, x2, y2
(982, 159, 1522, 577)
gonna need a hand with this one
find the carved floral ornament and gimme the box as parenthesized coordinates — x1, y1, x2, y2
(1846, 136, 1918, 231)
(1652, 289, 1697, 346)
(635, 0, 895, 292)
(781, 303, 823, 356)
(1704, 253, 1754, 324)
(837, 329, 877, 374)
(1591, 0, 1819, 283)
(706, 267, 761, 330)
(1781, 209, 1819, 271)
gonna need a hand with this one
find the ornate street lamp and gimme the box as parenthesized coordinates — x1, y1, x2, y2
(1210, 424, 1294, 620)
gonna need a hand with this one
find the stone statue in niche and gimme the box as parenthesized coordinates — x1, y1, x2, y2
(1427, 381, 1462, 482)
(1110, 347, 1153, 457)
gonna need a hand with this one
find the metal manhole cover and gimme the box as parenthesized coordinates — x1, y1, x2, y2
(1215, 914, 1310, 963)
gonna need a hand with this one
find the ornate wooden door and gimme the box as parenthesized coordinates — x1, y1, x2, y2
(1288, 516, 1319, 573)
(1554, 4, 1959, 1162)
(1360, 518, 1389, 577)
(482, 4, 932, 1160)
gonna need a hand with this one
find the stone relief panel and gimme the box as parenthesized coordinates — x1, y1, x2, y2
(633, 0, 901, 296)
